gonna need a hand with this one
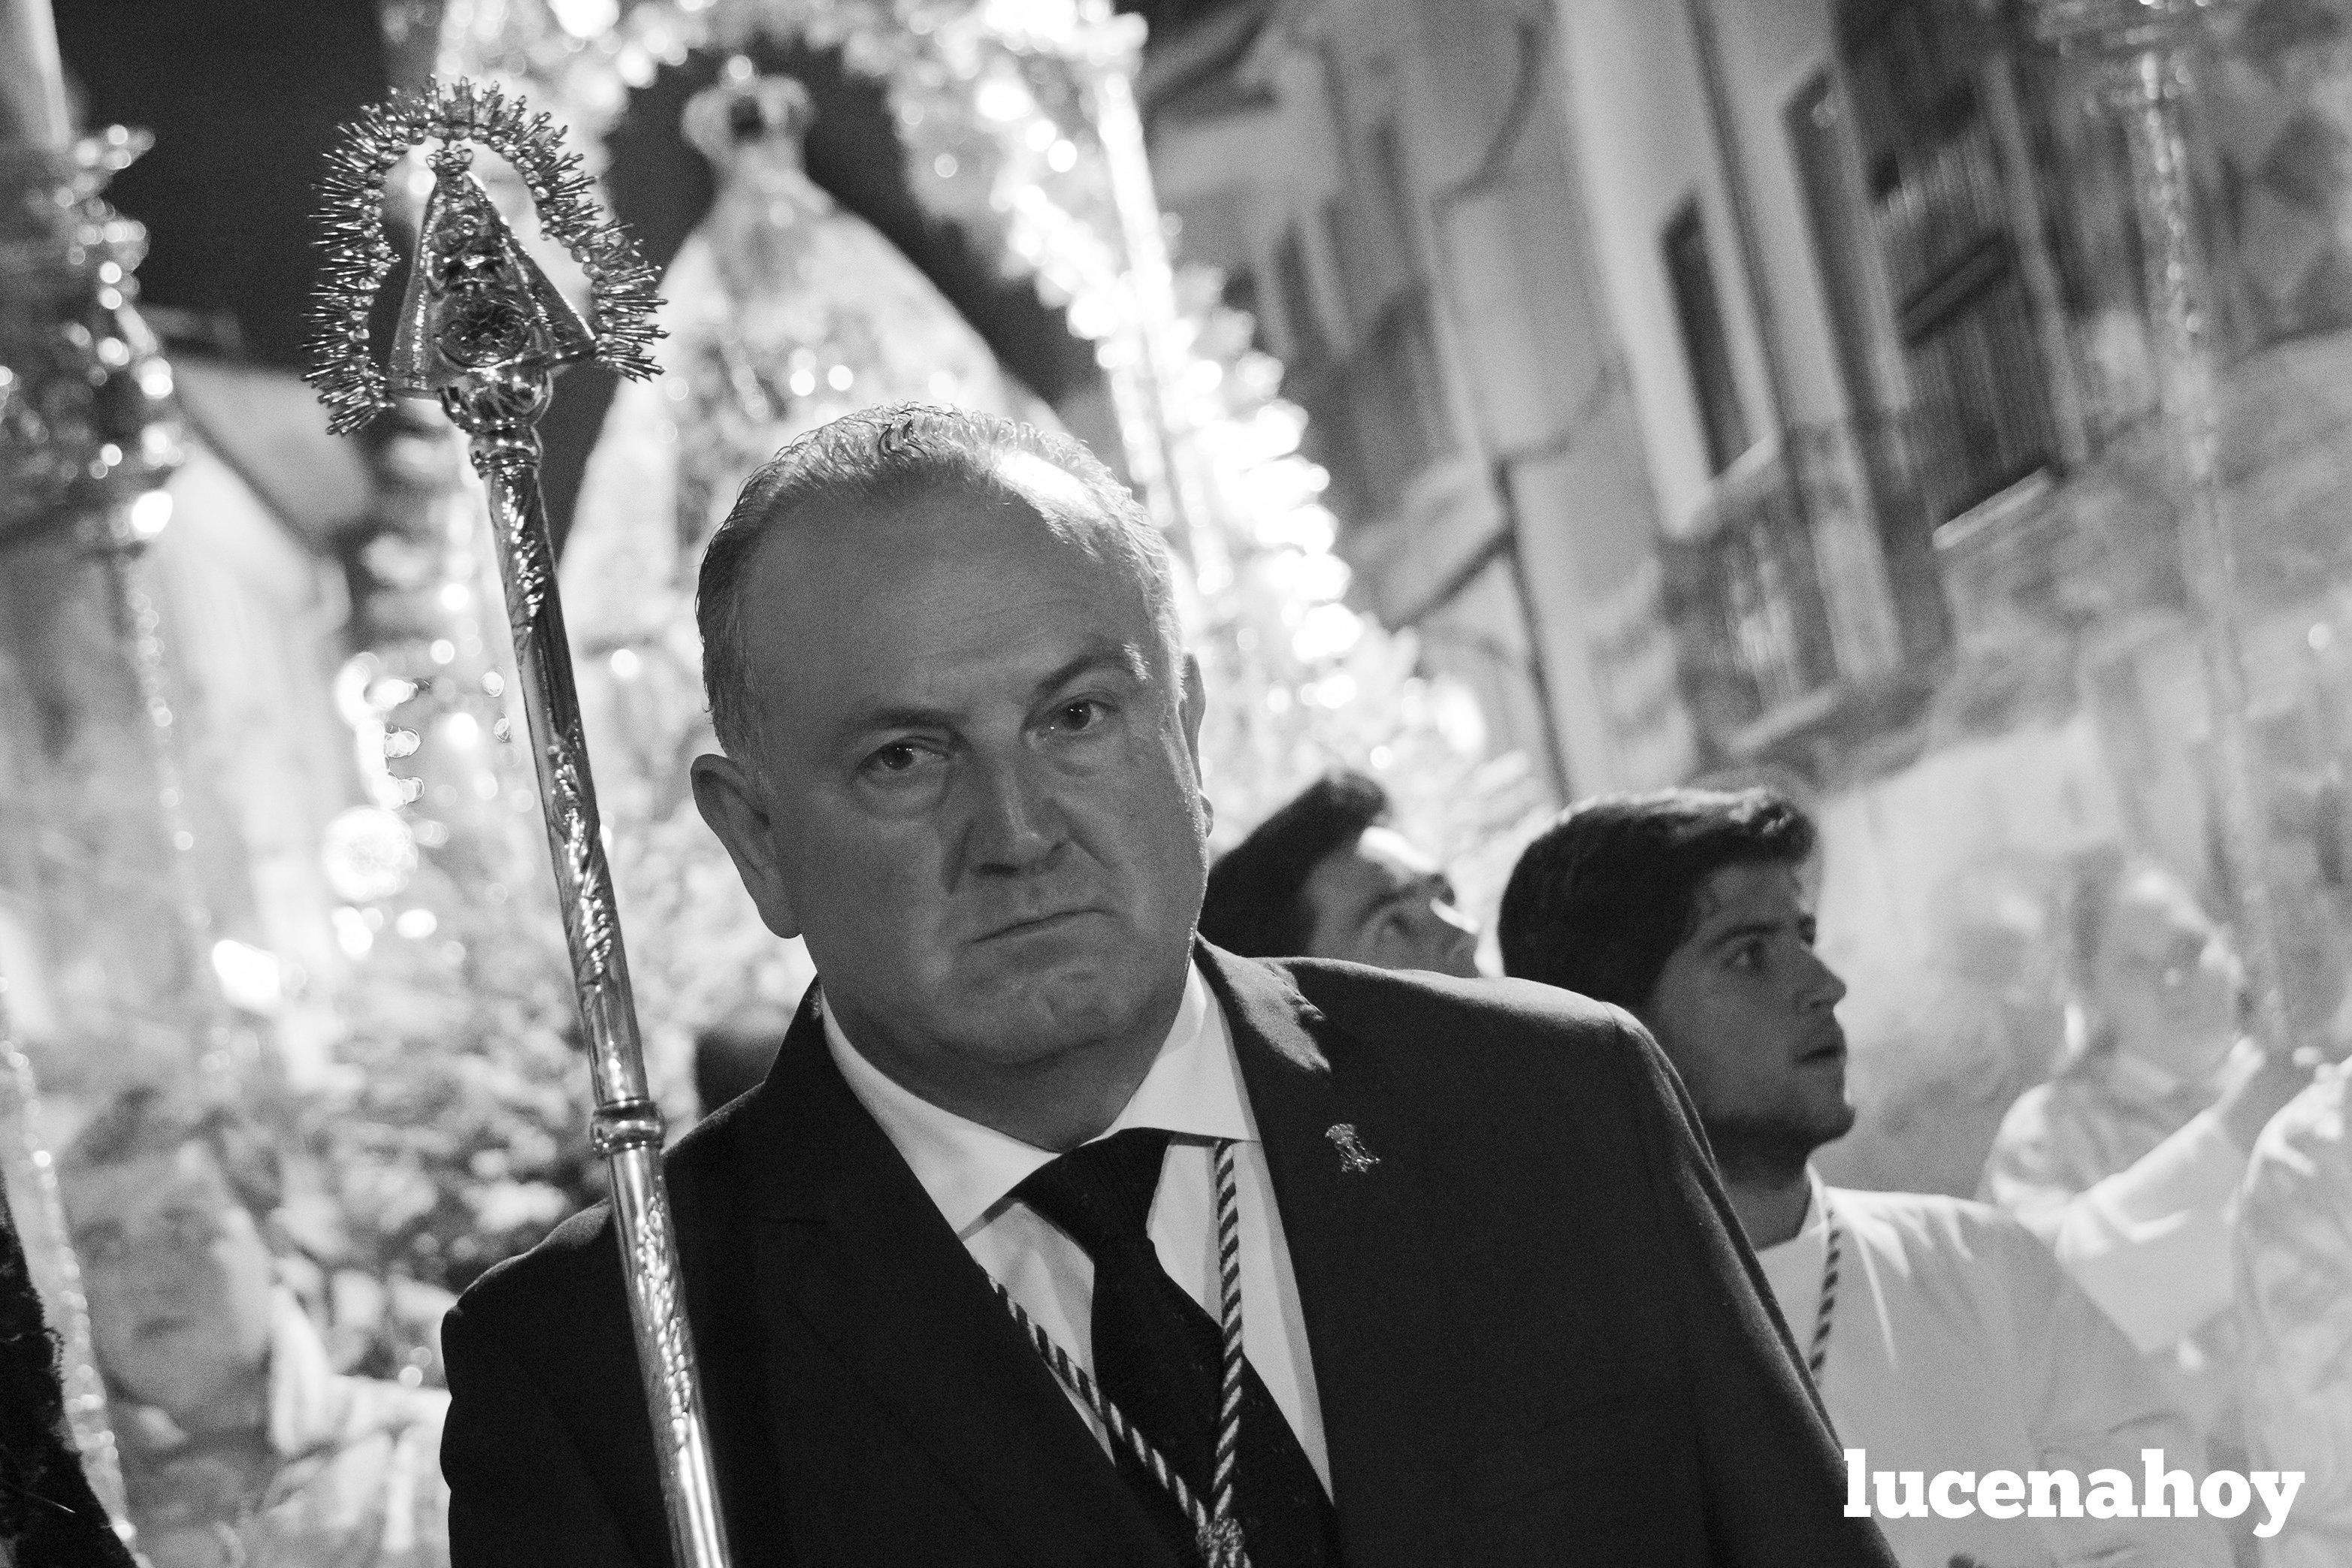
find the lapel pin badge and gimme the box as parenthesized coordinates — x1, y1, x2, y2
(1325, 1123, 1380, 1175)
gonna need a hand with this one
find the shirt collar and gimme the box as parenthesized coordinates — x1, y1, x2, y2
(2100, 1045, 2189, 1103)
(1797, 1165, 1832, 1241)
(2087, 1039, 2257, 1119)
(1752, 1166, 1834, 1261)
(824, 960, 1252, 1237)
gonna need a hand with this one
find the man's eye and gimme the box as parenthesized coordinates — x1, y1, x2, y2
(865, 742, 937, 778)
(1049, 699, 1108, 733)
(1726, 941, 1767, 973)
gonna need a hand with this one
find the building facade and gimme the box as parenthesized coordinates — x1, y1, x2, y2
(1143, 0, 1704, 802)
(1144, 0, 2352, 1193)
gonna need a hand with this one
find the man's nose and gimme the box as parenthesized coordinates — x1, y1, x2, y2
(1422, 896, 1478, 942)
(1401, 893, 1477, 959)
(1797, 946, 1848, 1009)
(961, 748, 1062, 873)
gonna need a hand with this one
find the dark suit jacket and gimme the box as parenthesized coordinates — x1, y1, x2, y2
(441, 945, 1896, 1566)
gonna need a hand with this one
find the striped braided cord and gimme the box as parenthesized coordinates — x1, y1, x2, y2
(1807, 1204, 1842, 1382)
(990, 1279, 1220, 1548)
(1211, 1138, 1244, 1523)
(989, 1134, 1254, 1568)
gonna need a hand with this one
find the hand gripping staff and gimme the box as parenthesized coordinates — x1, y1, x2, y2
(305, 80, 731, 1568)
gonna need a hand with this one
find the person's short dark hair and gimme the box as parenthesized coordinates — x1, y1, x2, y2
(695, 401, 1177, 758)
(62, 1086, 286, 1219)
(1197, 769, 1392, 958)
(1498, 787, 1816, 1011)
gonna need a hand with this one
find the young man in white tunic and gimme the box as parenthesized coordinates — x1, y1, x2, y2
(1501, 788, 2231, 1568)
(1981, 857, 2312, 1448)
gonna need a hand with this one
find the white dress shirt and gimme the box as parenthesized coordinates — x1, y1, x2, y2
(1758, 1171, 2229, 1568)
(822, 961, 1332, 1491)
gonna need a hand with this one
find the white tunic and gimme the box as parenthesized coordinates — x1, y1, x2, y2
(1757, 1173, 2230, 1568)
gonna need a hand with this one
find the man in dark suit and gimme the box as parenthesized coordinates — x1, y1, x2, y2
(439, 404, 1894, 1566)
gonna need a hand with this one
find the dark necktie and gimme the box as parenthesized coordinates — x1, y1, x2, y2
(1011, 1128, 1341, 1567)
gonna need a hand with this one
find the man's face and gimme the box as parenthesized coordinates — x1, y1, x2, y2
(1637, 860, 1853, 1177)
(1299, 825, 1482, 977)
(693, 459, 1209, 1106)
(2090, 870, 2241, 1083)
(65, 1141, 276, 1425)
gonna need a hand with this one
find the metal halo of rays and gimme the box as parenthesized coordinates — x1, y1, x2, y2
(304, 77, 662, 436)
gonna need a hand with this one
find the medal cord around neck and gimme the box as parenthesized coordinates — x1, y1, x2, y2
(1210, 1136, 1245, 1531)
(1806, 1199, 1843, 1383)
(990, 1137, 1253, 1568)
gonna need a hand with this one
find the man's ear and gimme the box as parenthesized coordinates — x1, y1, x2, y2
(1179, 650, 1207, 773)
(691, 751, 803, 939)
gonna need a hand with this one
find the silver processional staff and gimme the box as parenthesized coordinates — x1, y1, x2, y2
(305, 79, 732, 1568)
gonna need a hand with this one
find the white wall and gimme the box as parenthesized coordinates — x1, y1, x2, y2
(1550, 0, 1768, 534)
(1144, 0, 1711, 792)
(1403, 0, 1704, 789)
(1698, 0, 1853, 430)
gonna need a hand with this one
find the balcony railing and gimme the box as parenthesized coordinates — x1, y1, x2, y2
(1662, 419, 1927, 759)
(1293, 283, 1455, 527)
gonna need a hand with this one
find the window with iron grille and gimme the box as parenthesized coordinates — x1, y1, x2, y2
(1662, 198, 1753, 476)
(1833, 0, 2070, 523)
(1281, 110, 1457, 525)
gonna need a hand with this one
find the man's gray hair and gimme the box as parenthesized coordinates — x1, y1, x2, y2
(696, 403, 1178, 759)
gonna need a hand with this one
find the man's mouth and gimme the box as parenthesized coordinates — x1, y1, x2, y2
(1797, 1032, 1848, 1065)
(977, 909, 1095, 943)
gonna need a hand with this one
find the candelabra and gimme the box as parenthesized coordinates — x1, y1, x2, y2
(2027, 0, 2294, 1056)
(0, 0, 212, 1545)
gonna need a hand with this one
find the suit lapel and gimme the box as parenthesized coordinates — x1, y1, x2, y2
(1200, 945, 1478, 1564)
(724, 994, 1175, 1566)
